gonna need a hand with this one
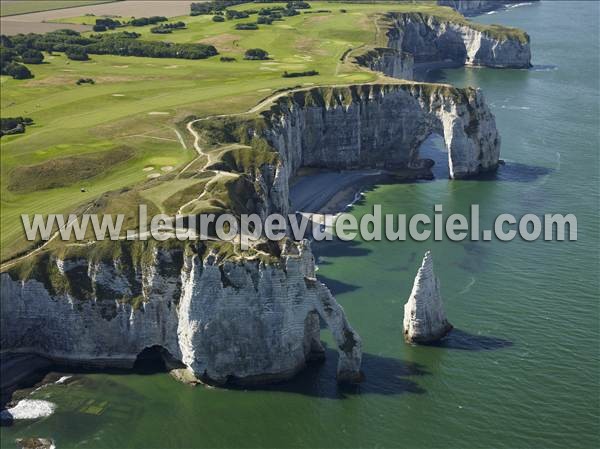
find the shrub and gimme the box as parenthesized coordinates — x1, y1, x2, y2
(1, 35, 13, 48)
(65, 46, 89, 61)
(20, 49, 44, 64)
(96, 17, 121, 29)
(220, 56, 236, 62)
(0, 117, 33, 137)
(256, 16, 273, 25)
(150, 26, 172, 34)
(282, 70, 319, 78)
(93, 24, 108, 32)
(5, 62, 33, 79)
(244, 48, 268, 60)
(161, 21, 186, 29)
(226, 10, 249, 20)
(190, 1, 247, 15)
(212, 15, 225, 22)
(287, 1, 310, 9)
(235, 23, 259, 30)
(129, 16, 168, 26)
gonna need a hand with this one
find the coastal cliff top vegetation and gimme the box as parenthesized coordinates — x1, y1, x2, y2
(0, 0, 523, 266)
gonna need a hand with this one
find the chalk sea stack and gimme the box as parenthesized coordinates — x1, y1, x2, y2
(404, 251, 453, 343)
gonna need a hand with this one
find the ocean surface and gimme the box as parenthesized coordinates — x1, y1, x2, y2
(1, 2, 598, 448)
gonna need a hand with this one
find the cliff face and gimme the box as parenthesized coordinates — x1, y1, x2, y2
(403, 251, 453, 343)
(0, 83, 499, 387)
(0, 241, 362, 385)
(260, 84, 500, 184)
(385, 12, 531, 69)
(353, 48, 414, 80)
(438, 0, 539, 16)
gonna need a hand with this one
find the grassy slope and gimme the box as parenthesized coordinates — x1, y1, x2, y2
(0, 0, 115, 17)
(0, 1, 519, 261)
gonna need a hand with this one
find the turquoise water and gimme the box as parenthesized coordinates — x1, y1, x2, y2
(2, 2, 598, 448)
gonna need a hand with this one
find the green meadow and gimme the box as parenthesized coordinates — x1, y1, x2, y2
(0, 1, 491, 261)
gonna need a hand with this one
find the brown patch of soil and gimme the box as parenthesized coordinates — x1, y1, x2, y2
(198, 34, 241, 53)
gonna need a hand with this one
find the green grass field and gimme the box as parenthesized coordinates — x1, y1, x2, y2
(0, 0, 115, 17)
(0, 1, 514, 262)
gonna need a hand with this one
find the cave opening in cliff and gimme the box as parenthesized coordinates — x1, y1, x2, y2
(417, 133, 449, 179)
(133, 346, 183, 374)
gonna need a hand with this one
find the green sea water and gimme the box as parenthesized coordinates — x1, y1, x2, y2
(1, 2, 598, 448)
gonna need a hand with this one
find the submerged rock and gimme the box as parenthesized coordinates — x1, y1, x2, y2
(403, 252, 453, 343)
(16, 438, 55, 449)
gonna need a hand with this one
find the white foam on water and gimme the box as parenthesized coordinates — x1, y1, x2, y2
(500, 105, 531, 110)
(1, 400, 56, 420)
(55, 375, 72, 384)
(507, 2, 532, 9)
(459, 277, 476, 295)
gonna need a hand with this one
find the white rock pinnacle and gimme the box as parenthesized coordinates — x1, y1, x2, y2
(404, 251, 453, 343)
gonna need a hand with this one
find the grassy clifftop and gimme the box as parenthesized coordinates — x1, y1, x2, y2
(0, 1, 528, 265)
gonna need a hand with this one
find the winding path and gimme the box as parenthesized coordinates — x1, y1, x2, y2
(0, 82, 390, 270)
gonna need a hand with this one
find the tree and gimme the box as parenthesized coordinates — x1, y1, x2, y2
(65, 46, 89, 61)
(5, 62, 33, 79)
(21, 49, 44, 64)
(235, 23, 259, 30)
(0, 35, 13, 48)
(93, 24, 108, 32)
(244, 48, 269, 60)
(212, 15, 225, 22)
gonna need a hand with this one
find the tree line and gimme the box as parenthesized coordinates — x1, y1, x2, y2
(1, 29, 218, 79)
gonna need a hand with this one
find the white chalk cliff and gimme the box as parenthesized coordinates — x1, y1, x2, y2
(0, 241, 362, 385)
(404, 251, 453, 343)
(385, 12, 531, 71)
(438, 0, 540, 16)
(1, 82, 499, 385)
(259, 84, 500, 187)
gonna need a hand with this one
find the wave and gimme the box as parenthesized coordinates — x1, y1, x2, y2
(507, 2, 533, 9)
(0, 399, 56, 420)
(55, 375, 72, 384)
(345, 192, 365, 211)
(459, 277, 476, 295)
(531, 64, 558, 72)
(499, 105, 531, 110)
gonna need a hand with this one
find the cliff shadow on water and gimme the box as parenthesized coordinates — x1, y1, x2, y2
(228, 347, 428, 399)
(432, 330, 513, 351)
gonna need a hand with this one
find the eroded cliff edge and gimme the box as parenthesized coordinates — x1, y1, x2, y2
(355, 11, 531, 78)
(0, 82, 500, 386)
(1, 240, 362, 385)
(438, 0, 540, 17)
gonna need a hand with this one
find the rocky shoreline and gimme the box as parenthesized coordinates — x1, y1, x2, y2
(438, 0, 540, 17)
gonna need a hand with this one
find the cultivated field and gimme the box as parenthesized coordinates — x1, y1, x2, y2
(0, 0, 197, 34)
(0, 0, 115, 17)
(0, 1, 466, 262)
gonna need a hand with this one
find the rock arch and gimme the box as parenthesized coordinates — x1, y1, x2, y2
(261, 84, 500, 198)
